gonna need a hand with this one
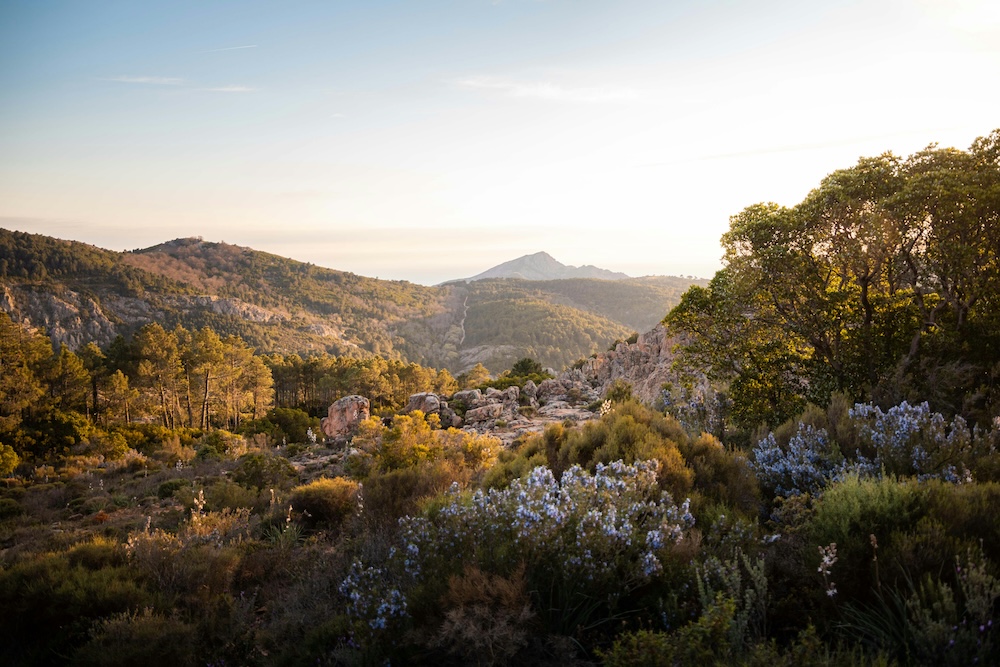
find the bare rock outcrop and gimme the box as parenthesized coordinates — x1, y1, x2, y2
(321, 395, 370, 440)
(574, 323, 681, 405)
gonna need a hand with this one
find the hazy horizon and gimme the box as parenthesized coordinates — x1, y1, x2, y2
(3, 0, 998, 285)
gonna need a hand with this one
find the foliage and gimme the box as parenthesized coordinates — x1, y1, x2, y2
(288, 477, 360, 530)
(667, 130, 1000, 429)
(391, 460, 694, 635)
(347, 410, 500, 479)
(2, 130, 1000, 664)
(231, 451, 296, 491)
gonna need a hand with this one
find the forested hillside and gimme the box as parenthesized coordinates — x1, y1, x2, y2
(1, 231, 700, 373)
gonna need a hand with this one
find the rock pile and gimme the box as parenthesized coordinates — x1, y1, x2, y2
(318, 322, 685, 449)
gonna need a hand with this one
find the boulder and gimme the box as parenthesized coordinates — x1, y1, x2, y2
(522, 380, 537, 401)
(439, 402, 462, 429)
(321, 395, 370, 440)
(465, 403, 504, 423)
(403, 392, 440, 415)
(452, 389, 484, 408)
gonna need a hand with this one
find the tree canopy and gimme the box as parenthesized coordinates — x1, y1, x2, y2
(667, 130, 1000, 428)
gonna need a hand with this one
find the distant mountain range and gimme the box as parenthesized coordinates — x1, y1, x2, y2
(463, 251, 630, 282)
(0, 229, 707, 373)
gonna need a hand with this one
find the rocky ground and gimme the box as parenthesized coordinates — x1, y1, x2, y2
(315, 322, 684, 449)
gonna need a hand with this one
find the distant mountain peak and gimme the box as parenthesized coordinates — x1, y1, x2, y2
(465, 252, 630, 282)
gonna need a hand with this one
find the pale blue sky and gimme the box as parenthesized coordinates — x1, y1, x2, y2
(2, 0, 998, 284)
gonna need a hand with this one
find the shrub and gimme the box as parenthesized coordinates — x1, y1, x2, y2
(0, 442, 20, 476)
(393, 460, 694, 635)
(682, 433, 760, 515)
(809, 474, 924, 602)
(752, 424, 844, 497)
(204, 479, 261, 513)
(361, 464, 463, 527)
(289, 477, 360, 530)
(157, 478, 189, 499)
(604, 379, 634, 404)
(0, 552, 151, 663)
(73, 608, 198, 667)
(850, 401, 986, 480)
(232, 452, 296, 491)
(66, 536, 125, 570)
(347, 412, 500, 479)
(0, 496, 23, 519)
(266, 407, 319, 445)
(429, 565, 535, 665)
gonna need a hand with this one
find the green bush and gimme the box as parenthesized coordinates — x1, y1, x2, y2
(73, 608, 198, 667)
(66, 536, 125, 570)
(157, 478, 190, 499)
(289, 477, 360, 530)
(232, 452, 296, 491)
(205, 480, 261, 512)
(266, 407, 319, 444)
(362, 464, 467, 527)
(809, 475, 924, 602)
(0, 496, 23, 519)
(0, 552, 151, 664)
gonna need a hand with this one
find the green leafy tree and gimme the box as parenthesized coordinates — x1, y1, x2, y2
(458, 363, 491, 390)
(668, 129, 1000, 427)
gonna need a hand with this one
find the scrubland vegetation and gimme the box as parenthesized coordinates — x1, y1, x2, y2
(1, 130, 998, 665)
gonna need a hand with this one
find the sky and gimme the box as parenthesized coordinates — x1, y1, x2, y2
(1, 0, 998, 285)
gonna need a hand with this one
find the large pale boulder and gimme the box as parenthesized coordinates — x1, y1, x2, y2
(321, 395, 370, 440)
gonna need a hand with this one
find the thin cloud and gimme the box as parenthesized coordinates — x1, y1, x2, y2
(202, 85, 257, 93)
(104, 75, 184, 85)
(201, 44, 258, 53)
(455, 76, 641, 103)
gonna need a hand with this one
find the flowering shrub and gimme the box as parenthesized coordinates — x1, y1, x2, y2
(753, 401, 997, 497)
(338, 560, 408, 632)
(398, 460, 693, 631)
(849, 401, 979, 481)
(752, 424, 841, 497)
(341, 459, 694, 638)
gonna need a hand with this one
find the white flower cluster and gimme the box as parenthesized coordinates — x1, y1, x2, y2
(399, 459, 694, 593)
(817, 542, 837, 597)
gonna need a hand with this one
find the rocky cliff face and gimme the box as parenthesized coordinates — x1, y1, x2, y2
(575, 323, 680, 405)
(0, 283, 291, 350)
